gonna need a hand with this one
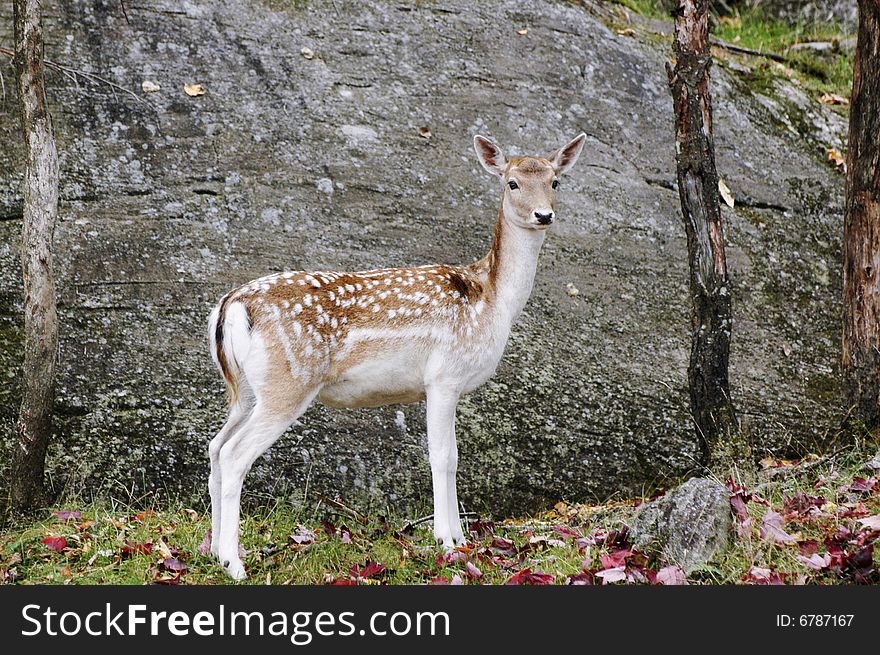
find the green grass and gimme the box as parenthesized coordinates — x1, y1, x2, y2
(1, 443, 878, 585)
(606, 1, 855, 98)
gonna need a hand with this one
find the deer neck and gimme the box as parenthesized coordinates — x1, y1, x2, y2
(482, 199, 546, 325)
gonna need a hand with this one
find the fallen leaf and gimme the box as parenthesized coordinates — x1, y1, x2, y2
(858, 514, 880, 531)
(418, 126, 431, 139)
(596, 566, 627, 584)
(617, 28, 636, 37)
(184, 508, 199, 522)
(141, 80, 161, 93)
(350, 560, 386, 580)
(819, 92, 849, 105)
(301, 47, 315, 60)
(656, 565, 688, 585)
(827, 148, 846, 173)
(54, 510, 82, 521)
(162, 557, 188, 573)
(197, 531, 212, 556)
(760, 510, 798, 545)
(516, 28, 528, 36)
(155, 539, 173, 560)
(183, 83, 205, 97)
(718, 177, 735, 208)
(289, 525, 317, 545)
(565, 572, 594, 585)
(565, 282, 579, 297)
(42, 536, 67, 553)
(797, 553, 831, 570)
(121, 541, 153, 557)
(506, 568, 554, 585)
(848, 476, 877, 493)
(465, 561, 483, 579)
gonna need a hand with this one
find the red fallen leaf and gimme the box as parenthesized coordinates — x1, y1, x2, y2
(553, 526, 581, 540)
(848, 477, 877, 493)
(760, 510, 798, 545)
(489, 536, 517, 555)
(838, 502, 871, 519)
(350, 560, 386, 579)
(581, 527, 608, 547)
(154, 572, 183, 586)
(328, 577, 357, 586)
(858, 514, 880, 531)
(797, 553, 831, 570)
(121, 541, 153, 557)
(605, 527, 631, 549)
(468, 519, 494, 539)
(428, 576, 449, 585)
(42, 536, 67, 552)
(130, 510, 156, 523)
(197, 531, 212, 556)
(656, 565, 688, 585)
(506, 568, 554, 585)
(798, 539, 819, 556)
(436, 550, 466, 567)
(465, 561, 483, 579)
(565, 572, 595, 585)
(53, 510, 82, 521)
(162, 557, 188, 572)
(783, 492, 827, 517)
(321, 519, 337, 537)
(596, 566, 627, 584)
(600, 549, 632, 569)
(743, 566, 787, 585)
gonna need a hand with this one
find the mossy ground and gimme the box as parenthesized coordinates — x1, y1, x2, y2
(1, 442, 877, 585)
(608, 0, 855, 98)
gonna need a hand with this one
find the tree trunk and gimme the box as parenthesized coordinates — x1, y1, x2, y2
(668, 0, 744, 469)
(10, 0, 59, 512)
(842, 0, 880, 430)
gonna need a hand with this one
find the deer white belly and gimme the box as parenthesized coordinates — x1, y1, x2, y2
(318, 341, 429, 408)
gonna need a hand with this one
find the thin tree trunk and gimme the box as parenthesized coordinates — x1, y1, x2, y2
(842, 0, 880, 430)
(668, 0, 744, 469)
(10, 0, 59, 512)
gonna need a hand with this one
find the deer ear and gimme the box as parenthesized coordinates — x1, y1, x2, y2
(473, 135, 507, 176)
(547, 133, 586, 175)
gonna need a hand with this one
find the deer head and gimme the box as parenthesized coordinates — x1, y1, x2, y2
(474, 133, 586, 230)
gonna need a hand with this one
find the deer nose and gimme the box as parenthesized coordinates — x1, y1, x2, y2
(534, 211, 554, 225)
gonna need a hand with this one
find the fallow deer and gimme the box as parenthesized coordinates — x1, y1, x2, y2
(207, 133, 586, 579)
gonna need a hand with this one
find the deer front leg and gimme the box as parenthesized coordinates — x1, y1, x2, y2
(426, 385, 465, 549)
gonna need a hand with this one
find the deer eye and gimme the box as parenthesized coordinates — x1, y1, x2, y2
(508, 180, 519, 190)
(552, 179, 559, 190)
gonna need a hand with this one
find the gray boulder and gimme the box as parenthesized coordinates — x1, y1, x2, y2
(0, 0, 847, 514)
(630, 478, 733, 573)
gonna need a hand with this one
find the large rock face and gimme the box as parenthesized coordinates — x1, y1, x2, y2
(0, 0, 847, 514)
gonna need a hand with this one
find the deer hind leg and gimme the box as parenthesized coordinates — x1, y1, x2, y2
(426, 385, 465, 549)
(216, 390, 317, 580)
(208, 388, 254, 558)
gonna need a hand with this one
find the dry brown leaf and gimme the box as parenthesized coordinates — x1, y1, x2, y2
(827, 147, 846, 173)
(418, 126, 431, 139)
(141, 80, 161, 93)
(617, 28, 636, 37)
(819, 92, 849, 106)
(718, 177, 735, 208)
(301, 46, 315, 60)
(183, 83, 205, 97)
(184, 508, 199, 523)
(516, 28, 528, 36)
